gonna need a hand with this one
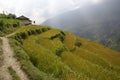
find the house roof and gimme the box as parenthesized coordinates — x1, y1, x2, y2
(17, 15, 31, 21)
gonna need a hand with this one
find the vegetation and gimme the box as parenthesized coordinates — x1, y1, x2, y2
(0, 13, 23, 36)
(8, 66, 21, 80)
(9, 38, 56, 80)
(75, 39, 81, 47)
(8, 25, 120, 80)
(42, 0, 120, 52)
(0, 13, 16, 19)
(1, 13, 119, 80)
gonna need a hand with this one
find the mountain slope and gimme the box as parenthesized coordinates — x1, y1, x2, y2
(43, 0, 120, 51)
(0, 13, 23, 36)
(9, 25, 120, 80)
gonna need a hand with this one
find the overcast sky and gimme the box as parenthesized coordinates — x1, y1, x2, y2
(0, 0, 102, 24)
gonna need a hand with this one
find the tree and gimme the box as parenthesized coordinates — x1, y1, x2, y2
(7, 13, 16, 19)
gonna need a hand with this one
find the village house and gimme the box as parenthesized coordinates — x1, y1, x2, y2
(16, 15, 32, 25)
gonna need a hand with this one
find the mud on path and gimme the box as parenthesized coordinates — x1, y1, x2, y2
(0, 37, 29, 80)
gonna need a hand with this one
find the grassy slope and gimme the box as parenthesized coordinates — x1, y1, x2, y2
(0, 18, 22, 36)
(9, 25, 56, 80)
(9, 25, 120, 80)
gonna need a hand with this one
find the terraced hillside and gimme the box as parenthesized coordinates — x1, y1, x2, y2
(9, 25, 120, 80)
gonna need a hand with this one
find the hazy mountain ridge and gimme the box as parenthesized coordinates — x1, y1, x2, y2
(43, 0, 120, 51)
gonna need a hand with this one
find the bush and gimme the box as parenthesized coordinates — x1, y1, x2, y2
(59, 33, 65, 42)
(7, 13, 16, 19)
(13, 27, 51, 41)
(75, 39, 81, 47)
(19, 32, 28, 39)
(0, 20, 4, 30)
(35, 29, 42, 34)
(56, 47, 66, 56)
(0, 18, 22, 36)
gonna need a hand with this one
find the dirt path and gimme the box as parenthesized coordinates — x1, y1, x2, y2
(5, 32, 16, 38)
(0, 37, 29, 80)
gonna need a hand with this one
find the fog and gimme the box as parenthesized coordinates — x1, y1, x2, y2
(0, 0, 103, 24)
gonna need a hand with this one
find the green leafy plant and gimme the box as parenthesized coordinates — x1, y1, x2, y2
(75, 39, 81, 47)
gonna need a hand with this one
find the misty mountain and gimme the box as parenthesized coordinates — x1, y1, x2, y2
(43, 0, 120, 51)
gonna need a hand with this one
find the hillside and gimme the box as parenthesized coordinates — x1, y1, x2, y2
(0, 13, 23, 36)
(6, 25, 120, 80)
(43, 0, 120, 51)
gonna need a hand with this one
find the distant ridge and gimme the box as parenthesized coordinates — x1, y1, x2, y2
(43, 0, 120, 51)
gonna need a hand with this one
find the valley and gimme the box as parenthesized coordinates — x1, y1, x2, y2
(43, 0, 120, 51)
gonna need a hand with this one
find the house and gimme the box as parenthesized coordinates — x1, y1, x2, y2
(16, 15, 32, 25)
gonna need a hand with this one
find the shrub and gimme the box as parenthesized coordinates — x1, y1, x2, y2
(13, 27, 51, 41)
(0, 18, 22, 36)
(60, 31, 66, 36)
(59, 33, 65, 42)
(56, 47, 66, 56)
(75, 39, 81, 47)
(7, 13, 16, 19)
(13, 23, 18, 27)
(35, 29, 41, 34)
(50, 32, 65, 42)
(27, 30, 32, 36)
(19, 32, 28, 39)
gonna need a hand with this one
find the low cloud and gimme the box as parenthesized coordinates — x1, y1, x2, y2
(0, 0, 102, 24)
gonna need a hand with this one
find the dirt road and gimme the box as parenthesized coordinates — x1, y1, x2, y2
(0, 37, 29, 80)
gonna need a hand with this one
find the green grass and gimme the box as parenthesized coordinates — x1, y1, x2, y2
(0, 13, 6, 18)
(61, 51, 120, 80)
(78, 38, 120, 67)
(38, 29, 61, 38)
(8, 66, 21, 80)
(9, 25, 120, 80)
(10, 25, 51, 43)
(0, 18, 23, 36)
(23, 35, 76, 79)
(0, 13, 119, 80)
(9, 38, 56, 80)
